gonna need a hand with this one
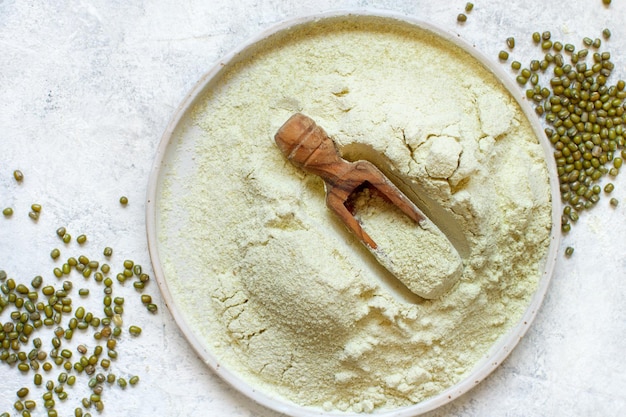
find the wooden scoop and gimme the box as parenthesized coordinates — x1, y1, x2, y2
(274, 113, 425, 249)
(274, 113, 463, 299)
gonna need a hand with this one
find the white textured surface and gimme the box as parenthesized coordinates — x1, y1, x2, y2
(1, 1, 625, 417)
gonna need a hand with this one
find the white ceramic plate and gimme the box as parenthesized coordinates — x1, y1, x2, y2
(146, 10, 561, 417)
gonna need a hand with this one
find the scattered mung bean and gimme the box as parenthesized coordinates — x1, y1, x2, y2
(506, 37, 515, 49)
(502, 29, 625, 230)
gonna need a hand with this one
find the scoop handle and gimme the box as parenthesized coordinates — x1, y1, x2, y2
(274, 113, 425, 249)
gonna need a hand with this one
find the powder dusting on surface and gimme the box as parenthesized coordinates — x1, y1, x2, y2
(156, 16, 553, 413)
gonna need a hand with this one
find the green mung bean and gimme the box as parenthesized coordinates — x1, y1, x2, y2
(532, 32, 541, 43)
(506, 37, 515, 49)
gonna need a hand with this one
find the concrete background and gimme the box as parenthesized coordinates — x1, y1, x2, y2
(1, 1, 625, 416)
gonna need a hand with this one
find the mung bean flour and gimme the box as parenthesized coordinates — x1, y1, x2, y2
(351, 187, 464, 300)
(157, 15, 553, 413)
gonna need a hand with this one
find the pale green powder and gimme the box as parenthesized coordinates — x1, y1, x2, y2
(351, 188, 464, 299)
(156, 15, 553, 413)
